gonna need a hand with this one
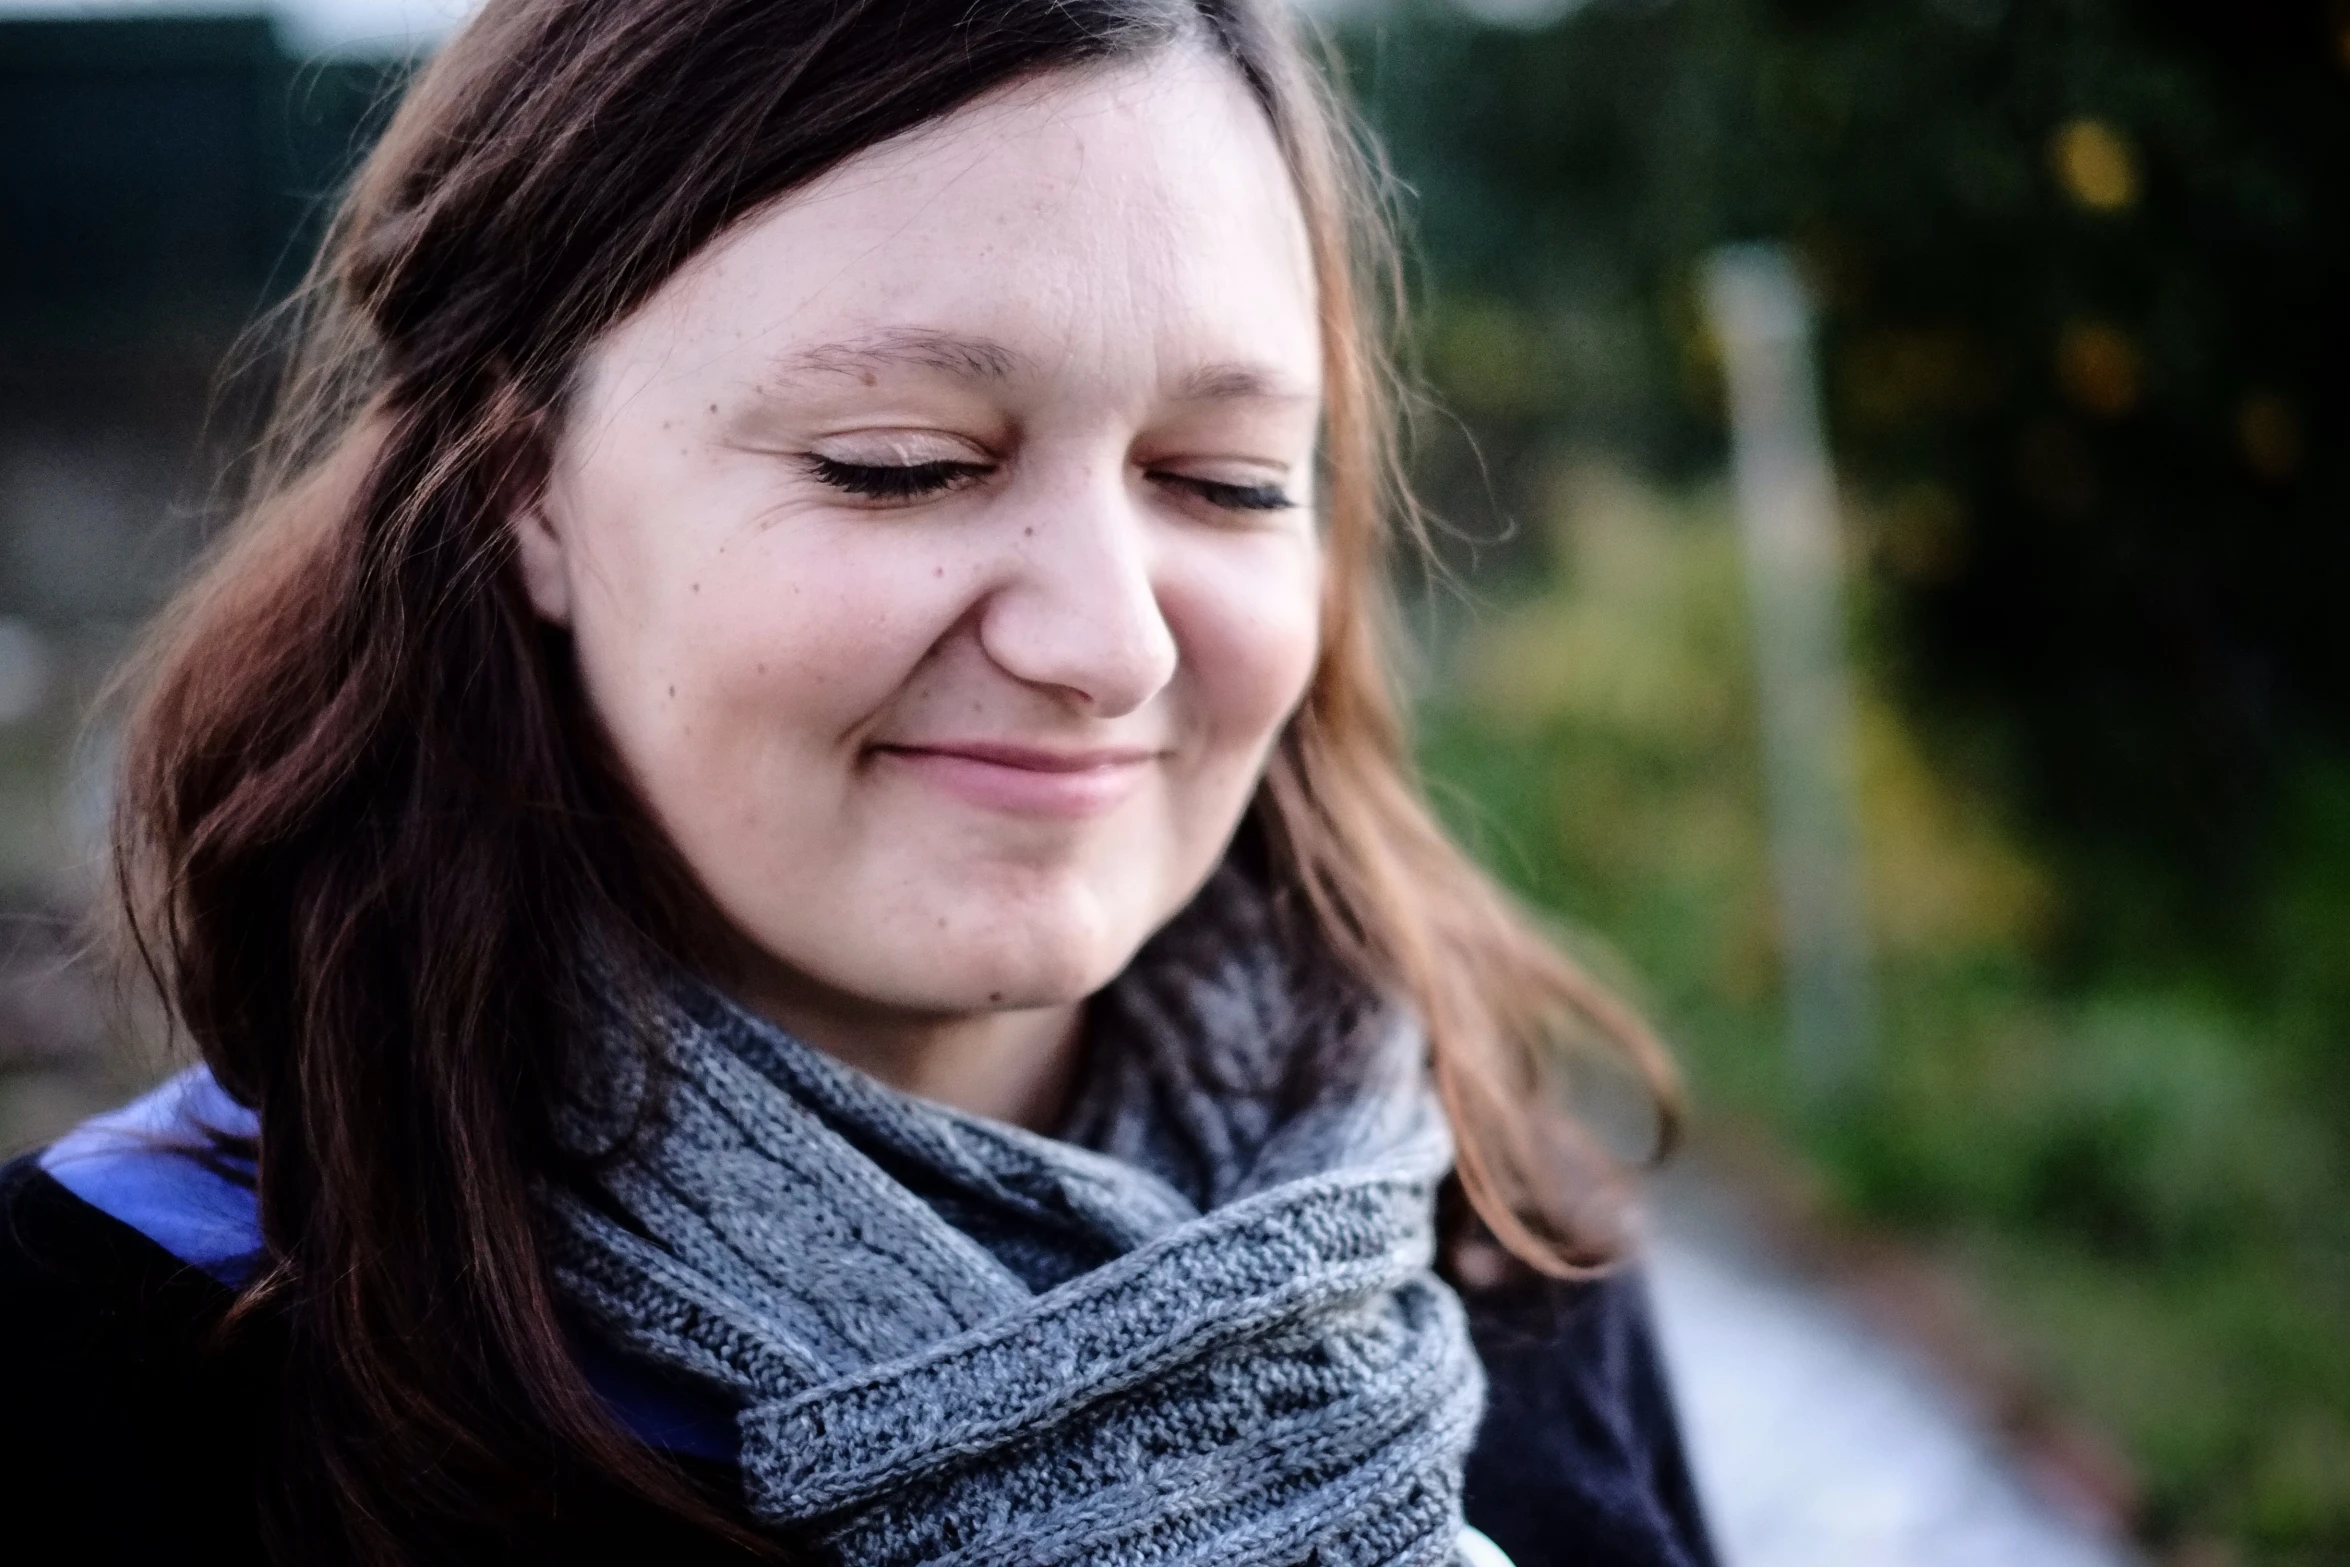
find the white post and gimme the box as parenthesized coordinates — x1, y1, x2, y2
(1703, 243, 1875, 1098)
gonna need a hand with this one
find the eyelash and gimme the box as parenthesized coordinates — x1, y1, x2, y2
(1177, 477, 1295, 513)
(804, 455, 988, 500)
(803, 456, 1296, 513)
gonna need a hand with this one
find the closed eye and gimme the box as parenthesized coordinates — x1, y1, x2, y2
(1154, 474, 1297, 513)
(804, 454, 994, 501)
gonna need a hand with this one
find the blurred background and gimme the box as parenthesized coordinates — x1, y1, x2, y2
(0, 2, 2341, 1564)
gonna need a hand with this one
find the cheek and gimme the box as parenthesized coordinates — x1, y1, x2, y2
(1167, 534, 1324, 752)
(686, 557, 932, 728)
(563, 495, 972, 819)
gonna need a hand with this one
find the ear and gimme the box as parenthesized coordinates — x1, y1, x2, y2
(511, 490, 573, 626)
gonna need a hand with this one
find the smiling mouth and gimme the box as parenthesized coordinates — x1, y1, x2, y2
(867, 740, 1162, 818)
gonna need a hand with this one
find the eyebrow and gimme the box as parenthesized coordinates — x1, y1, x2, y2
(1174, 361, 1320, 404)
(764, 328, 1317, 403)
(771, 328, 1024, 384)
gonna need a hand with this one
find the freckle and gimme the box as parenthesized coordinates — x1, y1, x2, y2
(667, 685, 676, 698)
(988, 991, 1003, 1004)
(1023, 526, 1034, 537)
(757, 662, 767, 674)
(709, 403, 718, 413)
(691, 582, 700, 593)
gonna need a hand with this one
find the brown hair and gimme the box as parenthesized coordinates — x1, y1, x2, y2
(113, 0, 1677, 1557)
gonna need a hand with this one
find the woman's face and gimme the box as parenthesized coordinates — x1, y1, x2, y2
(519, 52, 1324, 1037)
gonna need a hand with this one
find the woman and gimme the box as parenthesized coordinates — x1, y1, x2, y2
(0, 0, 1717, 1562)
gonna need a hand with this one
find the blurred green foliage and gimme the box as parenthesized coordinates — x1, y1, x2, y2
(1342, 0, 2350, 965)
(1340, 3, 2350, 1557)
(1415, 472, 2349, 1560)
(0, 17, 401, 350)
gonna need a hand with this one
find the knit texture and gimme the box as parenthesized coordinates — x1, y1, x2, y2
(544, 865, 1487, 1566)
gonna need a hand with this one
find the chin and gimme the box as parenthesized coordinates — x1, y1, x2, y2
(923, 893, 1146, 1011)
(933, 937, 1127, 1013)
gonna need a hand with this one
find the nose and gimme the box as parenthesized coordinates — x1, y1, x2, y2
(976, 471, 1179, 718)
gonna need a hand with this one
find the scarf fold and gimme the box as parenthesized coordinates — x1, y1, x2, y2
(545, 866, 1487, 1566)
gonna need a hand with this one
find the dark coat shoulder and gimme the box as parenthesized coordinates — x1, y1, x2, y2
(0, 1152, 279, 1554)
(1463, 1265, 1718, 1567)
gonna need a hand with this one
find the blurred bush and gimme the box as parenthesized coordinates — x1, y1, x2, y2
(1343, 0, 2350, 969)
(1416, 468, 2349, 1559)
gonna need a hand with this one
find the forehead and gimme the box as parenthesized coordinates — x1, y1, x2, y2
(599, 50, 1322, 401)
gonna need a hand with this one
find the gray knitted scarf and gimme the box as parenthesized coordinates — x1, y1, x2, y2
(544, 866, 1488, 1566)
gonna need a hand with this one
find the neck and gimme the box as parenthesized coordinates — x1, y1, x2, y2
(734, 973, 1086, 1132)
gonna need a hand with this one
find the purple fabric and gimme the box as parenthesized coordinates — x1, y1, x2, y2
(37, 1068, 740, 1463)
(40, 1069, 260, 1286)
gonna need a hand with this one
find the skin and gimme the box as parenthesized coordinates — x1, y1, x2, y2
(515, 49, 1326, 1127)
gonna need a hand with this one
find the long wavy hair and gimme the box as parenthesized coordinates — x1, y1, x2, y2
(111, 0, 1678, 1556)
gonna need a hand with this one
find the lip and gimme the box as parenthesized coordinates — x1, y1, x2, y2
(868, 740, 1161, 818)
